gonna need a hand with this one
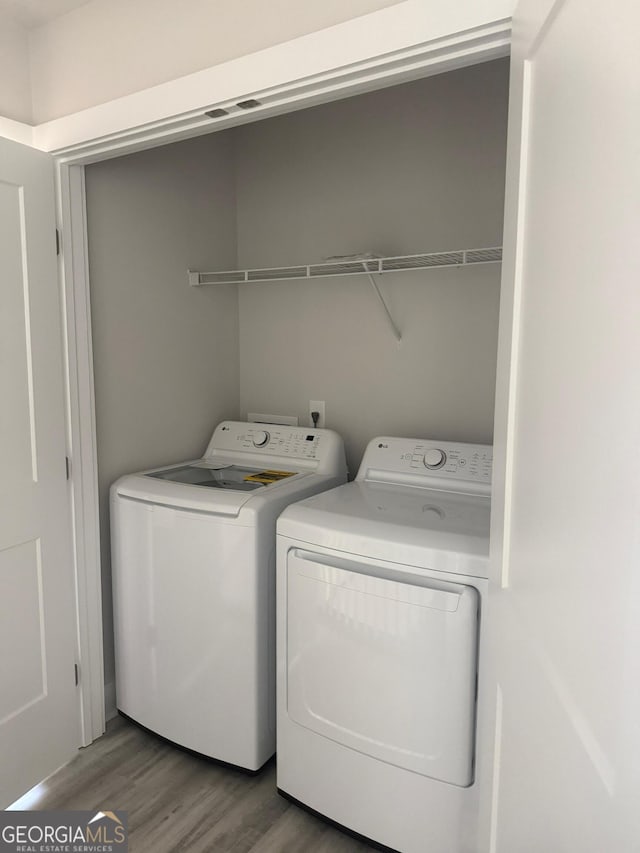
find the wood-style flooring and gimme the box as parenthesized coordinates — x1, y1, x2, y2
(33, 716, 377, 853)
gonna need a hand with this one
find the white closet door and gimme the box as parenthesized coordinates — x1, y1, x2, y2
(286, 549, 479, 786)
(0, 137, 79, 806)
(489, 0, 640, 850)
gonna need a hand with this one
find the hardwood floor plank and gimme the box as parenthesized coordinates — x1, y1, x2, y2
(31, 717, 378, 853)
(248, 802, 376, 853)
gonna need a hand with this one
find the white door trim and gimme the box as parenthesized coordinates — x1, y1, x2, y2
(56, 162, 105, 745)
(52, 11, 512, 745)
(489, 0, 558, 590)
(55, 27, 510, 167)
(479, 3, 558, 842)
(37, 7, 512, 159)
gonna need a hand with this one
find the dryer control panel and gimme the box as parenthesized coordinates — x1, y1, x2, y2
(358, 436, 492, 495)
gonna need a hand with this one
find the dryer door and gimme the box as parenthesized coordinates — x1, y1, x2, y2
(286, 548, 479, 786)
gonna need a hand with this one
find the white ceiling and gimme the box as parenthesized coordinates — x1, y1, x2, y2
(0, 0, 91, 27)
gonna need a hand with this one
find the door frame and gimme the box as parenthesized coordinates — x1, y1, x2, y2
(50, 12, 512, 745)
(56, 162, 106, 744)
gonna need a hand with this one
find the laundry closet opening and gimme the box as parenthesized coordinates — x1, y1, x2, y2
(83, 56, 509, 713)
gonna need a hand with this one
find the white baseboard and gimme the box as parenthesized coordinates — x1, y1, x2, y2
(104, 680, 118, 722)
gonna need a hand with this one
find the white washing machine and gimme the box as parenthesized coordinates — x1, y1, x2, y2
(111, 420, 346, 772)
(276, 435, 492, 852)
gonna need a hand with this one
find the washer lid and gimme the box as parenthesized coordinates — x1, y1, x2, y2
(147, 463, 283, 491)
(277, 480, 491, 577)
(113, 461, 304, 516)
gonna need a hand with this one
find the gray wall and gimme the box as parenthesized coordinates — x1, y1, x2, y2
(85, 133, 240, 695)
(85, 58, 509, 702)
(235, 59, 509, 473)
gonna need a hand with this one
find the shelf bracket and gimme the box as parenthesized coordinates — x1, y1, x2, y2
(365, 271, 401, 343)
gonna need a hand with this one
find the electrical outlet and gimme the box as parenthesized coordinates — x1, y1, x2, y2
(309, 400, 325, 429)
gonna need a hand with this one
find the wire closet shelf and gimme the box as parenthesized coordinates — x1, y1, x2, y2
(188, 246, 503, 287)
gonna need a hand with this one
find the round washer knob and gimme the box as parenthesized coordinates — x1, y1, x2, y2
(423, 448, 446, 469)
(252, 430, 270, 447)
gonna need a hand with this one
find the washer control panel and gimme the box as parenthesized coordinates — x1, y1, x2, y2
(205, 421, 326, 461)
(239, 425, 320, 459)
(203, 421, 347, 478)
(358, 436, 493, 491)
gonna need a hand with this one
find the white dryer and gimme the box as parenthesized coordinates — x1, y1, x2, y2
(276, 435, 492, 852)
(111, 420, 346, 771)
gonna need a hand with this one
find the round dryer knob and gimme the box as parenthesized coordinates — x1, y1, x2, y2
(423, 448, 446, 469)
(252, 430, 270, 448)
